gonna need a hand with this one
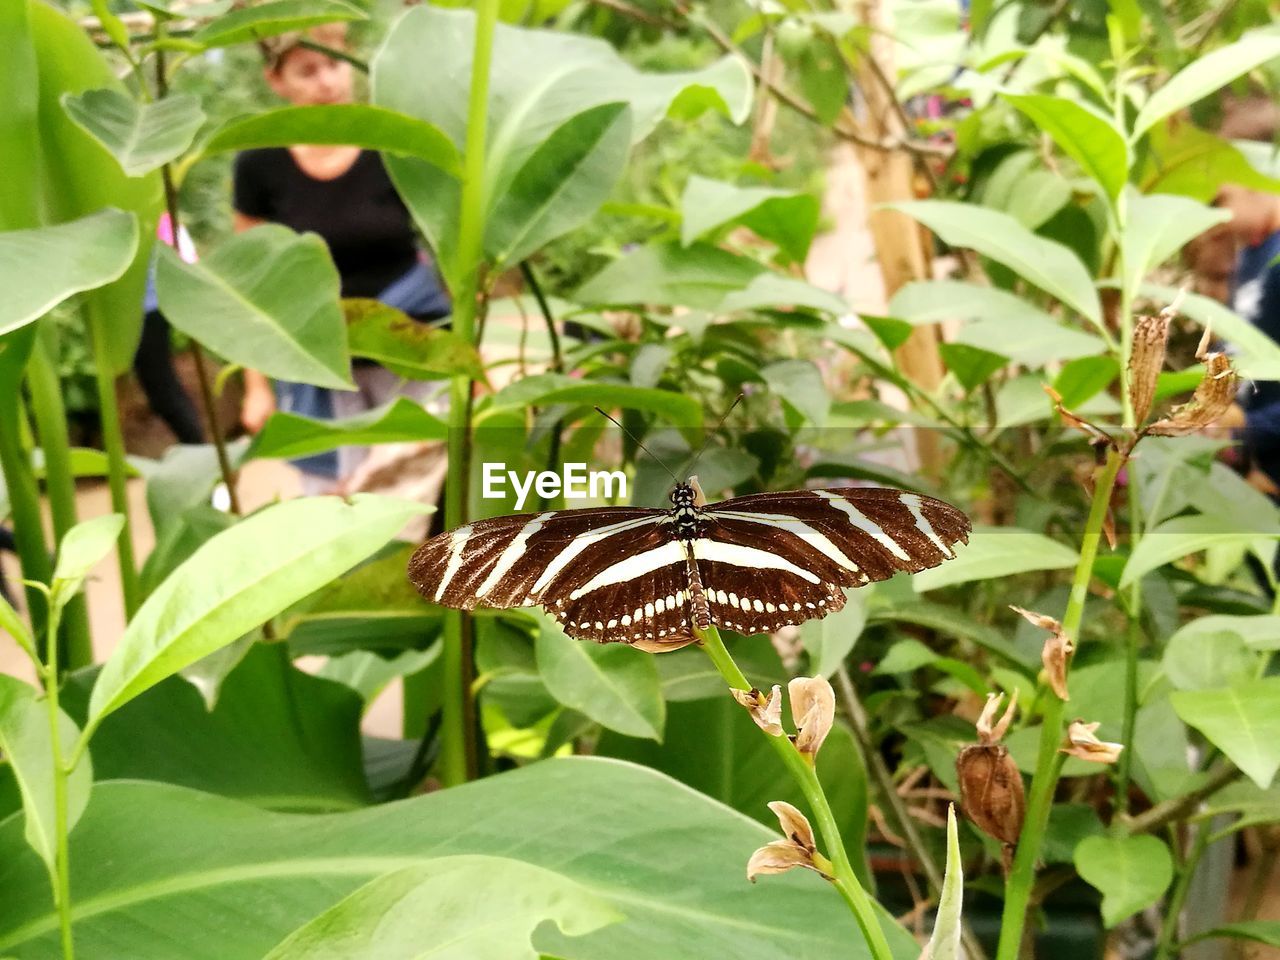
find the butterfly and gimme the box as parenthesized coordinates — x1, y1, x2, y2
(408, 476, 970, 652)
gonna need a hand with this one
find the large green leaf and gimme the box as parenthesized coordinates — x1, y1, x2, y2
(535, 619, 665, 741)
(192, 0, 365, 47)
(680, 176, 820, 263)
(1141, 122, 1280, 201)
(485, 102, 632, 269)
(762, 359, 830, 426)
(483, 373, 702, 427)
(62, 644, 370, 812)
(263, 856, 620, 958)
(1001, 93, 1129, 201)
(0, 210, 138, 336)
(1073, 834, 1173, 927)
(912, 527, 1079, 591)
(155, 224, 352, 389)
(0, 675, 92, 873)
(1171, 679, 1280, 788)
(1132, 36, 1280, 141)
(1120, 192, 1229, 301)
(61, 89, 204, 177)
(1161, 618, 1259, 691)
(203, 105, 460, 177)
(575, 242, 763, 311)
(87, 494, 429, 728)
(344, 301, 479, 381)
(0, 759, 917, 959)
(1119, 514, 1280, 588)
(891, 201, 1101, 324)
(248, 398, 446, 461)
(800, 589, 867, 677)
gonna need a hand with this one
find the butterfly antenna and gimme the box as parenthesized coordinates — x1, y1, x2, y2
(594, 406, 680, 484)
(683, 393, 744, 477)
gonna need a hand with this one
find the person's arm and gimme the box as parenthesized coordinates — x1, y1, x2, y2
(232, 209, 278, 432)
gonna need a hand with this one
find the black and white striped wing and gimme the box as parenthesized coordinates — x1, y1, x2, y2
(696, 487, 969, 636)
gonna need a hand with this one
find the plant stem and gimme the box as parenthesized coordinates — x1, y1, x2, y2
(1154, 821, 1211, 960)
(1122, 763, 1242, 835)
(41, 604, 75, 960)
(996, 445, 1125, 960)
(698, 625, 895, 960)
(435, 0, 501, 785)
(27, 329, 92, 667)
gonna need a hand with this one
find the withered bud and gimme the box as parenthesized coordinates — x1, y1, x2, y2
(788, 675, 835, 761)
(1009, 605, 1060, 633)
(1147, 352, 1238, 437)
(956, 740, 1025, 871)
(975, 689, 1018, 744)
(1011, 605, 1074, 701)
(730, 685, 784, 737)
(1044, 385, 1115, 446)
(747, 800, 832, 882)
(1128, 314, 1170, 426)
(1062, 720, 1124, 764)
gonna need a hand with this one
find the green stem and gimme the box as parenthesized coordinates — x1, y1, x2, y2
(27, 329, 92, 667)
(41, 605, 75, 960)
(434, 0, 501, 785)
(996, 446, 1125, 960)
(1154, 822, 1211, 960)
(84, 299, 140, 619)
(699, 625, 895, 960)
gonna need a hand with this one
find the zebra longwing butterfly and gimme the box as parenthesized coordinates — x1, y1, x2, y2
(408, 477, 970, 652)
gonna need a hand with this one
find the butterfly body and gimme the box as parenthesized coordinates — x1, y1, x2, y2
(408, 480, 969, 652)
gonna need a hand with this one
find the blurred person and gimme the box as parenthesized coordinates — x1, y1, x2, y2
(234, 23, 450, 493)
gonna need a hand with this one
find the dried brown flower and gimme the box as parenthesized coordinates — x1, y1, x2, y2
(1147, 352, 1238, 437)
(1128, 314, 1170, 426)
(747, 801, 832, 882)
(789, 676, 835, 761)
(958, 691, 1025, 870)
(1062, 720, 1124, 764)
(730, 685, 784, 737)
(1010, 605, 1073, 701)
(975, 689, 1019, 744)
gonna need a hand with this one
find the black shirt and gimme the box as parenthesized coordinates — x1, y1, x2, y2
(233, 148, 418, 299)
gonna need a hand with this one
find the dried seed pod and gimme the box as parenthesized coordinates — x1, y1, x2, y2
(1128, 314, 1170, 426)
(1147, 352, 1238, 436)
(788, 676, 835, 760)
(956, 743, 1026, 870)
(730, 685, 784, 737)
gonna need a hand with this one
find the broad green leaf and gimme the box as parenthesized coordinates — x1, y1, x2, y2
(51, 513, 123, 607)
(535, 620, 665, 740)
(1120, 514, 1280, 588)
(1132, 36, 1280, 141)
(924, 805, 963, 960)
(680, 176, 821, 263)
(193, 0, 365, 47)
(0, 210, 138, 336)
(1143, 282, 1280, 380)
(1184, 922, 1280, 949)
(891, 201, 1100, 324)
(248, 398, 446, 461)
(718, 273, 849, 315)
(134, 440, 249, 544)
(0, 758, 918, 959)
(61, 644, 369, 812)
(263, 856, 620, 959)
(484, 374, 701, 427)
(1141, 123, 1280, 201)
(1162, 620, 1258, 691)
(762, 360, 829, 426)
(87, 494, 429, 727)
(1120, 192, 1230, 301)
(61, 89, 204, 176)
(1001, 93, 1129, 200)
(982, 151, 1071, 229)
(912, 527, 1078, 592)
(1074, 834, 1173, 927)
(1171, 679, 1280, 788)
(156, 224, 352, 389)
(889, 280, 1105, 364)
(939, 342, 1007, 391)
(800, 589, 867, 677)
(1053, 355, 1118, 408)
(485, 102, 632, 269)
(575, 242, 764, 311)
(0, 675, 92, 872)
(203, 105, 460, 176)
(317, 648, 438, 706)
(345, 301, 479, 381)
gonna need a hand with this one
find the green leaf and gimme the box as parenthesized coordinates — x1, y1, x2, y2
(1141, 123, 1280, 201)
(891, 201, 1100, 324)
(800, 589, 867, 677)
(485, 102, 632, 269)
(1001, 93, 1129, 200)
(62, 643, 370, 811)
(203, 105, 460, 176)
(484, 374, 701, 427)
(0, 209, 138, 336)
(680, 176, 820, 263)
(1171, 679, 1280, 788)
(1132, 36, 1280, 141)
(156, 224, 352, 389)
(87, 494, 429, 728)
(248, 398, 446, 461)
(344, 301, 479, 381)
(912, 527, 1079, 592)
(263, 856, 620, 959)
(924, 805, 963, 960)
(1184, 921, 1280, 949)
(1120, 514, 1280, 588)
(719, 273, 849, 315)
(1120, 192, 1230, 301)
(1074, 834, 1173, 928)
(575, 242, 763, 311)
(1162, 619, 1259, 691)
(939, 342, 1007, 391)
(0, 758, 917, 959)
(535, 619, 665, 740)
(0, 675, 92, 873)
(192, 0, 365, 48)
(61, 89, 204, 176)
(1053, 355, 1118, 408)
(762, 360, 830, 426)
(51, 513, 123, 606)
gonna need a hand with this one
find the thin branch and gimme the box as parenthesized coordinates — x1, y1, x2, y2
(1121, 764, 1244, 836)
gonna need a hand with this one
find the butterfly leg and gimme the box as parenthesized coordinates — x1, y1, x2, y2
(684, 546, 712, 631)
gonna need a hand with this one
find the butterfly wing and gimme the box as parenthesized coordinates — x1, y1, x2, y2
(696, 487, 970, 635)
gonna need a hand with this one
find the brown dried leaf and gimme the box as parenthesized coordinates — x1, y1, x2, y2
(1128, 314, 1170, 426)
(730, 685, 784, 737)
(788, 676, 835, 760)
(1062, 719, 1124, 764)
(975, 689, 1018, 744)
(1147, 353, 1238, 436)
